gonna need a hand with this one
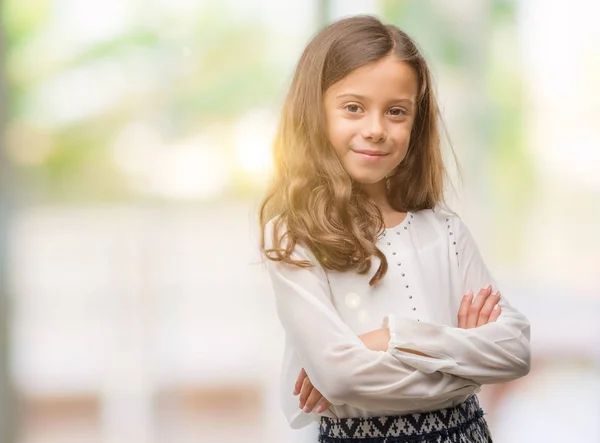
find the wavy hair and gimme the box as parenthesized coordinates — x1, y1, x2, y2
(260, 15, 450, 286)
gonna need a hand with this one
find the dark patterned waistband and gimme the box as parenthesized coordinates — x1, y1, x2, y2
(319, 396, 490, 443)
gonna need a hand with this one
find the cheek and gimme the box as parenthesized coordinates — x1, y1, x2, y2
(390, 124, 413, 154)
(326, 116, 354, 151)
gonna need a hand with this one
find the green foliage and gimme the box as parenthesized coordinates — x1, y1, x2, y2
(4, 3, 281, 201)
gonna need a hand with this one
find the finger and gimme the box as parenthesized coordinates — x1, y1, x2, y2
(302, 387, 325, 413)
(466, 285, 492, 329)
(315, 397, 332, 414)
(294, 368, 307, 396)
(488, 302, 502, 323)
(298, 376, 313, 408)
(457, 290, 473, 328)
(477, 292, 501, 327)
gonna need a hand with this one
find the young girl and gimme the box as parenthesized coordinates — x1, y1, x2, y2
(259, 15, 530, 443)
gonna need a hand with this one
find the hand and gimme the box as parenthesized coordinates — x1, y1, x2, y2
(458, 285, 501, 329)
(294, 368, 332, 414)
(293, 328, 391, 415)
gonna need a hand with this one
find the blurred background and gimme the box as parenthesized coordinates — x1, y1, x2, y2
(0, 0, 599, 442)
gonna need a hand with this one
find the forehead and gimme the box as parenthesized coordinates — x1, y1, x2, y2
(326, 55, 418, 101)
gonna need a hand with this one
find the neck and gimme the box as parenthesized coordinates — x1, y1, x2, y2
(361, 180, 394, 213)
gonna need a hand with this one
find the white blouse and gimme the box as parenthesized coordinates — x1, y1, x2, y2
(264, 208, 531, 429)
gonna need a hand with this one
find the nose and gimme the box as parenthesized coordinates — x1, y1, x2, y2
(361, 114, 386, 142)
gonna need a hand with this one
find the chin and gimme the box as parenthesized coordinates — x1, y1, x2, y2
(348, 172, 386, 185)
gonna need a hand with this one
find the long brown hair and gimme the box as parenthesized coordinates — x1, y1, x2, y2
(260, 15, 449, 286)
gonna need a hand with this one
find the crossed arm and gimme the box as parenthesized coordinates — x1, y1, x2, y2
(265, 218, 530, 417)
(296, 285, 502, 414)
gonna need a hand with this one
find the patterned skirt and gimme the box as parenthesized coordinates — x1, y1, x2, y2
(318, 396, 492, 443)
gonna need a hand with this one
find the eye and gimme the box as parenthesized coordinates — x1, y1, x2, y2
(344, 104, 363, 113)
(387, 107, 407, 117)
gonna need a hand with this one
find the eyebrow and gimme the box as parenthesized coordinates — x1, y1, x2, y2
(335, 93, 415, 105)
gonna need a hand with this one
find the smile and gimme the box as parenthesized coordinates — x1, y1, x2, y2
(351, 149, 389, 161)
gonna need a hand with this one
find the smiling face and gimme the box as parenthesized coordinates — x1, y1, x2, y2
(324, 55, 419, 187)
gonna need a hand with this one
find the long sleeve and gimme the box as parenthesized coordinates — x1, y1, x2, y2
(386, 215, 531, 385)
(264, 219, 479, 414)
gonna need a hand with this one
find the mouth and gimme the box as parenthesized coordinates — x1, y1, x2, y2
(351, 149, 389, 160)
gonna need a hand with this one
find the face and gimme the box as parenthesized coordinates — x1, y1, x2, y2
(324, 55, 418, 186)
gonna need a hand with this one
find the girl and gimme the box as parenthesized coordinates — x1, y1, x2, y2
(259, 15, 530, 443)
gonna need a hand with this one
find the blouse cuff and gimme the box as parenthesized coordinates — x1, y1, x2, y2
(382, 314, 457, 374)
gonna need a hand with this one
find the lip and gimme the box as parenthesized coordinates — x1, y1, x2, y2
(351, 149, 389, 161)
(351, 149, 388, 156)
